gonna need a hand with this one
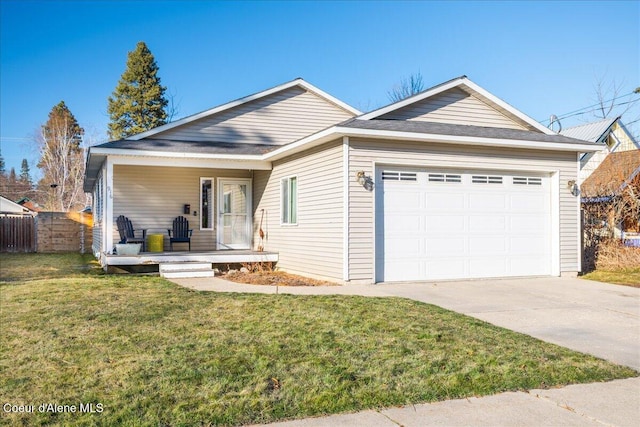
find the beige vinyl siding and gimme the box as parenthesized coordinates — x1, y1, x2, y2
(113, 165, 250, 251)
(92, 226, 102, 256)
(348, 139, 580, 282)
(378, 88, 528, 130)
(154, 87, 353, 145)
(253, 140, 344, 281)
(611, 122, 638, 151)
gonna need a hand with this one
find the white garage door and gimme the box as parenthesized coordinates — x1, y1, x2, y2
(375, 168, 552, 282)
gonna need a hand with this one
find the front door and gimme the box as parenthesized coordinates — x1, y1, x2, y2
(217, 179, 252, 249)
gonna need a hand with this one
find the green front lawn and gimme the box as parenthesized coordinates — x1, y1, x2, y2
(1, 254, 636, 426)
(581, 268, 640, 287)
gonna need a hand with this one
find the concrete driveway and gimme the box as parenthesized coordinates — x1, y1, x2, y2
(377, 277, 640, 370)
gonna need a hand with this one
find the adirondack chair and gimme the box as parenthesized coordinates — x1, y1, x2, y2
(116, 215, 146, 251)
(168, 216, 193, 251)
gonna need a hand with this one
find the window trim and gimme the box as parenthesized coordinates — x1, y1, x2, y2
(200, 177, 214, 230)
(280, 175, 298, 226)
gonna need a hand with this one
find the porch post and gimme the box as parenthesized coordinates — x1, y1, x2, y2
(105, 158, 114, 254)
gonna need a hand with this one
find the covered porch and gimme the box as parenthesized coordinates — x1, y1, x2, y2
(85, 143, 275, 267)
(104, 249, 278, 266)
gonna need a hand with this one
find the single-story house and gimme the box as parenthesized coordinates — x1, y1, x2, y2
(84, 76, 599, 283)
(1, 195, 36, 217)
(581, 149, 640, 244)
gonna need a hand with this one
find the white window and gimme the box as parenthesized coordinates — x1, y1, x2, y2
(472, 175, 503, 184)
(382, 171, 417, 181)
(281, 176, 297, 225)
(428, 173, 462, 183)
(200, 178, 214, 230)
(605, 134, 621, 152)
(513, 176, 542, 186)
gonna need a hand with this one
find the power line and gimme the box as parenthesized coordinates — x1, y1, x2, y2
(539, 91, 639, 124)
(553, 99, 640, 122)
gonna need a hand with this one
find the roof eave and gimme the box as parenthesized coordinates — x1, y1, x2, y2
(332, 127, 600, 152)
(265, 126, 601, 161)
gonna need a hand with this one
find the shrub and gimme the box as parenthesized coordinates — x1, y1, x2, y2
(595, 240, 640, 270)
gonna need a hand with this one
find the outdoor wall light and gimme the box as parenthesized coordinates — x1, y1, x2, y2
(356, 171, 374, 191)
(567, 180, 579, 196)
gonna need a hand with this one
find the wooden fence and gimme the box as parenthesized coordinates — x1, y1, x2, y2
(36, 212, 93, 253)
(0, 215, 36, 253)
(0, 212, 93, 254)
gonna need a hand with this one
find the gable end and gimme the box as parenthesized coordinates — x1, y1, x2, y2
(378, 87, 530, 130)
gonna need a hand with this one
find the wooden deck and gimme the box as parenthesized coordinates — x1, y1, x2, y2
(104, 250, 278, 266)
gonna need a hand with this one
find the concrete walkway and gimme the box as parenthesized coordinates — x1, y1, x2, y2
(248, 377, 640, 427)
(173, 276, 640, 426)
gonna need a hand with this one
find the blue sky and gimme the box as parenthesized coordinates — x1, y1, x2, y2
(1, 0, 638, 179)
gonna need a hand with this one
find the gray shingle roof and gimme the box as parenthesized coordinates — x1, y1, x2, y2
(94, 139, 279, 155)
(339, 119, 596, 145)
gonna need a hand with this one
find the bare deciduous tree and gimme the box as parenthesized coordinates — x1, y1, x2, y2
(36, 101, 86, 211)
(581, 153, 640, 271)
(388, 72, 425, 102)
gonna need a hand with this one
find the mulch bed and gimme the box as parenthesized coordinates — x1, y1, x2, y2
(222, 271, 337, 287)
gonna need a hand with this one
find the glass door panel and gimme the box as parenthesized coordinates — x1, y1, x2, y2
(218, 180, 251, 249)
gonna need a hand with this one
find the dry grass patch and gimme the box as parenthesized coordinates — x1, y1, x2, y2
(582, 268, 640, 287)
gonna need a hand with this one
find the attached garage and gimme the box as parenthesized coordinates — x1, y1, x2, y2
(375, 167, 553, 282)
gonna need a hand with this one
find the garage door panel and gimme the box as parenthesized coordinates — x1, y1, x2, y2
(385, 215, 423, 233)
(510, 236, 547, 254)
(384, 261, 426, 282)
(426, 237, 465, 256)
(384, 236, 423, 256)
(511, 215, 547, 231)
(425, 259, 467, 279)
(510, 194, 548, 212)
(426, 193, 465, 209)
(385, 191, 423, 210)
(510, 256, 550, 275)
(468, 193, 507, 210)
(470, 237, 506, 254)
(469, 215, 506, 232)
(426, 215, 465, 231)
(377, 168, 551, 282)
(469, 257, 508, 277)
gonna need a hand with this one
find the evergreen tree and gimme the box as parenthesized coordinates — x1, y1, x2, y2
(37, 101, 85, 211)
(19, 158, 32, 185)
(0, 149, 5, 175)
(8, 167, 17, 190)
(107, 41, 168, 140)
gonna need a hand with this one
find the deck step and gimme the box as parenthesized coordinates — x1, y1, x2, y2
(159, 262, 214, 279)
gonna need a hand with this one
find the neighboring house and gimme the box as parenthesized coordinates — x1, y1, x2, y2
(581, 150, 640, 242)
(560, 116, 639, 182)
(84, 76, 598, 283)
(16, 197, 41, 212)
(1, 195, 35, 216)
